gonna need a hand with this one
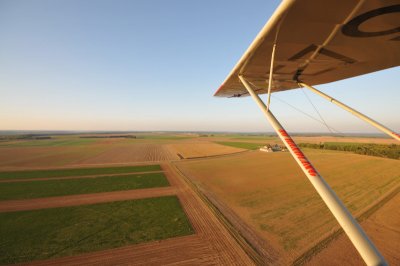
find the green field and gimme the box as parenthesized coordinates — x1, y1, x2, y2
(215, 141, 264, 150)
(0, 138, 96, 147)
(0, 196, 193, 265)
(0, 172, 169, 200)
(0, 165, 161, 180)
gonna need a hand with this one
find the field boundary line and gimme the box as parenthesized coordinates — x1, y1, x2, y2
(171, 162, 268, 265)
(0, 170, 164, 183)
(0, 187, 177, 212)
(293, 182, 400, 265)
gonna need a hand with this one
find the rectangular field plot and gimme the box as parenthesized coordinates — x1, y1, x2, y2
(0, 196, 193, 265)
(0, 173, 169, 200)
(176, 150, 400, 261)
(0, 164, 161, 180)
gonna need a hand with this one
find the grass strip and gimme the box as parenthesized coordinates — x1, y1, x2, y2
(0, 196, 193, 265)
(0, 138, 96, 147)
(215, 141, 263, 150)
(0, 173, 169, 200)
(0, 165, 161, 180)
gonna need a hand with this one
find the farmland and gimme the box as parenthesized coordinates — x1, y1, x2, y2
(175, 146, 400, 264)
(0, 133, 256, 265)
(0, 134, 247, 170)
(0, 164, 161, 179)
(0, 196, 193, 265)
(0, 162, 191, 265)
(78, 143, 179, 164)
(0, 132, 398, 265)
(306, 189, 400, 265)
(0, 172, 169, 200)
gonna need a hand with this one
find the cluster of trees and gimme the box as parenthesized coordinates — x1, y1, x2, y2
(298, 142, 400, 160)
(0, 134, 52, 141)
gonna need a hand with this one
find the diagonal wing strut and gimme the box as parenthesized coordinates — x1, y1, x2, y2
(239, 75, 387, 266)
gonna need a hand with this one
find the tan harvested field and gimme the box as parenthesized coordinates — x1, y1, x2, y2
(166, 141, 245, 158)
(0, 146, 106, 169)
(0, 137, 183, 170)
(306, 190, 400, 266)
(0, 136, 250, 170)
(0, 135, 393, 171)
(78, 143, 179, 164)
(175, 149, 400, 264)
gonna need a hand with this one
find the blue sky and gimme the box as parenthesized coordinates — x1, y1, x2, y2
(0, 0, 398, 133)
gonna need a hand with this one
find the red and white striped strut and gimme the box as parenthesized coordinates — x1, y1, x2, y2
(238, 75, 387, 266)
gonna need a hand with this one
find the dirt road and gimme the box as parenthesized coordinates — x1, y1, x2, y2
(0, 171, 164, 183)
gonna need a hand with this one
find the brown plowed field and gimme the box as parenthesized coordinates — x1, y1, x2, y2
(0, 146, 107, 169)
(23, 235, 218, 266)
(0, 141, 178, 170)
(0, 187, 176, 212)
(78, 144, 179, 164)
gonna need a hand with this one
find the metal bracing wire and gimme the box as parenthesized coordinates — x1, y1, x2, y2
(248, 79, 343, 134)
(271, 95, 344, 135)
(300, 88, 335, 134)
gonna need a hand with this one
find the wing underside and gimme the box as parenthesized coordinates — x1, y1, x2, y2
(214, 0, 400, 98)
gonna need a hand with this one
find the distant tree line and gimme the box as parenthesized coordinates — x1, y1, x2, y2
(0, 134, 52, 141)
(298, 142, 400, 160)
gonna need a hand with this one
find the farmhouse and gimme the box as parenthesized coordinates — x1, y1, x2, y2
(259, 144, 285, 152)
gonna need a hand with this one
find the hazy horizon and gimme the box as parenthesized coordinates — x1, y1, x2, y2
(0, 129, 392, 138)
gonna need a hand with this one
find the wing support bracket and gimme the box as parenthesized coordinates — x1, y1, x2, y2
(238, 75, 387, 266)
(266, 42, 277, 111)
(299, 82, 400, 142)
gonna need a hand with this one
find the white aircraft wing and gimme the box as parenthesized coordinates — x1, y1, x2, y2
(214, 0, 400, 98)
